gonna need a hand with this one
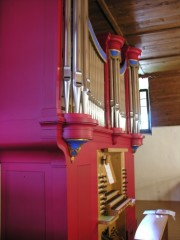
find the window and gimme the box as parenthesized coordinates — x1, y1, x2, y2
(139, 78, 151, 134)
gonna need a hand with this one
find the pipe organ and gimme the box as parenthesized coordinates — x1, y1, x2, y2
(62, 2, 144, 237)
(0, 1, 144, 240)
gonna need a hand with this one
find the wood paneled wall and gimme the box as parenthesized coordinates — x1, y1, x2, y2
(149, 72, 180, 127)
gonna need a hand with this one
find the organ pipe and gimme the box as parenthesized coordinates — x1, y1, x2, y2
(82, 0, 90, 114)
(72, 0, 83, 113)
(63, 0, 71, 113)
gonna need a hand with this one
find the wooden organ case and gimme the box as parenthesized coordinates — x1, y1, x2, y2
(0, 0, 144, 240)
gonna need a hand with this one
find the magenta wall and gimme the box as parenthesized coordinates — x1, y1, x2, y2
(0, 0, 68, 239)
(0, 0, 60, 147)
(1, 150, 67, 240)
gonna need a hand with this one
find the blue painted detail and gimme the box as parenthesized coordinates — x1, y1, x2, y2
(132, 145, 139, 153)
(88, 20, 107, 62)
(110, 49, 119, 57)
(66, 139, 89, 158)
(129, 59, 138, 66)
(120, 60, 127, 74)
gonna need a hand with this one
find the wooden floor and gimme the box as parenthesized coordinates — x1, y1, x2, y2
(135, 200, 180, 240)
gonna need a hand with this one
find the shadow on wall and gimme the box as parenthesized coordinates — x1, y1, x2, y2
(163, 182, 180, 201)
(136, 177, 180, 201)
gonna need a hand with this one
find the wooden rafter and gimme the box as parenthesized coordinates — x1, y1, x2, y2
(97, 0, 126, 40)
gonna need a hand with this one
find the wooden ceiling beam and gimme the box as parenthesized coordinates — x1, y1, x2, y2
(140, 54, 180, 61)
(96, 0, 127, 42)
(139, 70, 180, 79)
(125, 25, 180, 37)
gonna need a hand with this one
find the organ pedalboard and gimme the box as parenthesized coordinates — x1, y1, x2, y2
(97, 148, 134, 240)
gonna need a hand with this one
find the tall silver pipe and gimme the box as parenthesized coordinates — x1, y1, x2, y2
(63, 0, 71, 113)
(72, 0, 83, 113)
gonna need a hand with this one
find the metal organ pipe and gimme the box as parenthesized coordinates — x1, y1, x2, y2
(136, 67, 141, 132)
(134, 65, 140, 133)
(72, 0, 83, 113)
(82, 0, 90, 114)
(114, 57, 120, 128)
(127, 47, 141, 134)
(132, 66, 137, 133)
(128, 66, 133, 133)
(63, 0, 71, 113)
(119, 73, 126, 131)
(109, 58, 114, 128)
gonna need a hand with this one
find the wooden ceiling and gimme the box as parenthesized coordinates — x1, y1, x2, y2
(89, 0, 180, 77)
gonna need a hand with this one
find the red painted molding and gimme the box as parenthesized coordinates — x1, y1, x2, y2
(63, 113, 97, 140)
(131, 133, 144, 153)
(127, 46, 142, 60)
(108, 34, 125, 50)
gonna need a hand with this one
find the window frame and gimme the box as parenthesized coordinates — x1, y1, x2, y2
(139, 89, 152, 134)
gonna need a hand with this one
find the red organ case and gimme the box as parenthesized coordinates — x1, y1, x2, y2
(0, 0, 144, 239)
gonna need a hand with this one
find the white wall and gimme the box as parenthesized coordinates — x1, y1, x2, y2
(134, 126, 180, 201)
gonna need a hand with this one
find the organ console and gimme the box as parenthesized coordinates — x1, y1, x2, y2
(97, 148, 134, 240)
(0, 0, 144, 239)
